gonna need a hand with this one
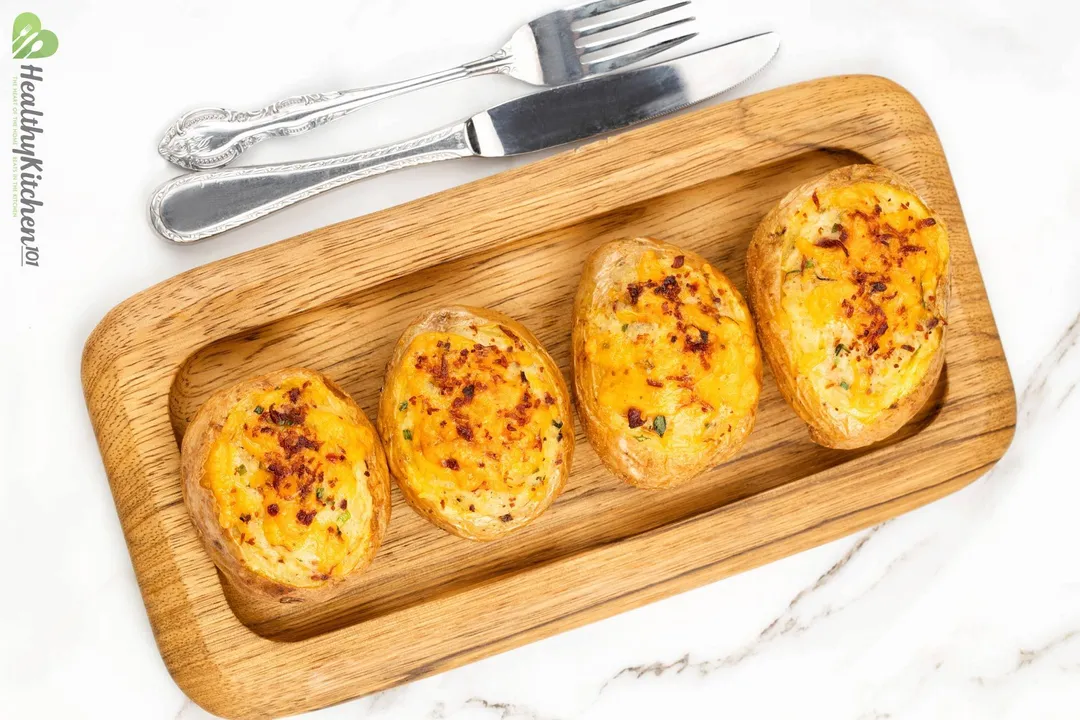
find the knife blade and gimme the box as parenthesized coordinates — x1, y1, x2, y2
(470, 31, 779, 156)
(150, 33, 780, 243)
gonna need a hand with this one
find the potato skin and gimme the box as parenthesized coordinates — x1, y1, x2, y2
(378, 306, 574, 541)
(572, 237, 762, 489)
(746, 164, 950, 449)
(180, 368, 391, 605)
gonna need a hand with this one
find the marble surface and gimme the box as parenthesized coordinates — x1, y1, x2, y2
(3, 0, 1079, 717)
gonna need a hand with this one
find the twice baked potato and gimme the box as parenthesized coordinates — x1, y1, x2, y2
(572, 237, 762, 489)
(746, 164, 950, 449)
(377, 306, 573, 541)
(180, 368, 391, 603)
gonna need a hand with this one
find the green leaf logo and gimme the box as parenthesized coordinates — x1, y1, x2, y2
(12, 12, 58, 58)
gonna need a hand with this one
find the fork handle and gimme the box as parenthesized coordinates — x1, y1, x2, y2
(158, 50, 511, 171)
(149, 122, 475, 243)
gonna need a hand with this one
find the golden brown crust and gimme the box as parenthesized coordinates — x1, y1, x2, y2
(746, 164, 950, 448)
(572, 237, 762, 488)
(378, 306, 574, 541)
(180, 367, 391, 604)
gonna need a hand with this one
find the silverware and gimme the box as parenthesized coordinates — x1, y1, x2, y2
(149, 32, 779, 244)
(158, 0, 698, 171)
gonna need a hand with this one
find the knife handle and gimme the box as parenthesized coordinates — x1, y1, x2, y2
(148, 122, 475, 244)
(157, 51, 511, 171)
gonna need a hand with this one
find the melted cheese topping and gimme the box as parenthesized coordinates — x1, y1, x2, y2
(582, 248, 760, 454)
(205, 376, 379, 587)
(386, 323, 568, 529)
(775, 181, 949, 420)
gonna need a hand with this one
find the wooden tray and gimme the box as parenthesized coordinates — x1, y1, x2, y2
(83, 75, 1015, 719)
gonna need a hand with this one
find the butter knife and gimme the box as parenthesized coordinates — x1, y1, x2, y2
(149, 32, 779, 244)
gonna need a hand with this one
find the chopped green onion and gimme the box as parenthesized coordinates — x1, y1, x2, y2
(634, 435, 648, 442)
(653, 415, 667, 437)
(803, 259, 815, 269)
(839, 381, 850, 390)
(253, 406, 263, 415)
(621, 323, 629, 332)
(832, 223, 841, 233)
(398, 401, 408, 412)
(403, 429, 413, 441)
(316, 487, 324, 500)
(337, 511, 351, 526)
(552, 419, 563, 429)
(835, 343, 847, 356)
(235, 464, 246, 475)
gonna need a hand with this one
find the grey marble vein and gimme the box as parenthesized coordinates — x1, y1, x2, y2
(1020, 310, 1080, 418)
(598, 521, 907, 694)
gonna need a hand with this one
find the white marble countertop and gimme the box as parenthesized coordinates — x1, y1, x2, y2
(4, 0, 1079, 717)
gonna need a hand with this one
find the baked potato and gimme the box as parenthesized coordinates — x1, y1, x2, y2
(746, 164, 950, 449)
(377, 306, 573, 541)
(180, 367, 391, 603)
(572, 237, 762, 489)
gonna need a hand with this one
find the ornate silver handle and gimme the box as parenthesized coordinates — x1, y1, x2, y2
(149, 122, 475, 243)
(158, 51, 511, 171)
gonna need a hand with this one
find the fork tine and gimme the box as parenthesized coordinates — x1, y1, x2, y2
(578, 16, 694, 55)
(583, 32, 697, 75)
(568, 0, 651, 21)
(576, 1, 691, 38)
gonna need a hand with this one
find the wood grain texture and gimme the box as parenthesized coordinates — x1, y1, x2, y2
(82, 76, 1015, 719)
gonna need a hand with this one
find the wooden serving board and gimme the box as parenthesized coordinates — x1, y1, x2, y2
(83, 76, 1015, 719)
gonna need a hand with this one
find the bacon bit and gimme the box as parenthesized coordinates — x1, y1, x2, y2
(267, 404, 306, 427)
(815, 238, 849, 256)
(456, 424, 474, 441)
(672, 255, 685, 268)
(646, 379, 663, 388)
(339, 499, 347, 510)
(239, 514, 251, 523)
(287, 387, 301, 403)
(500, 325, 525, 350)
(627, 283, 643, 305)
(325, 452, 343, 463)
(871, 282, 887, 293)
(841, 299, 855, 318)
(500, 514, 513, 523)
(916, 217, 937, 229)
(812, 191, 820, 209)
(901, 344, 916, 352)
(279, 432, 322, 458)
(442, 458, 460, 471)
(296, 509, 316, 526)
(246, 538, 255, 546)
(267, 503, 279, 516)
(266, 462, 289, 482)
(874, 204, 882, 216)
(654, 275, 680, 301)
(899, 244, 925, 255)
(684, 327, 710, 354)
(311, 573, 330, 582)
(543, 393, 555, 405)
(627, 407, 645, 429)
(926, 317, 941, 331)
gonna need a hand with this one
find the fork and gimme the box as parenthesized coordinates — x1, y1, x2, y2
(158, 0, 696, 170)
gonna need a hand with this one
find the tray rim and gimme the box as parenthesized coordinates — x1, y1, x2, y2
(82, 74, 1016, 719)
